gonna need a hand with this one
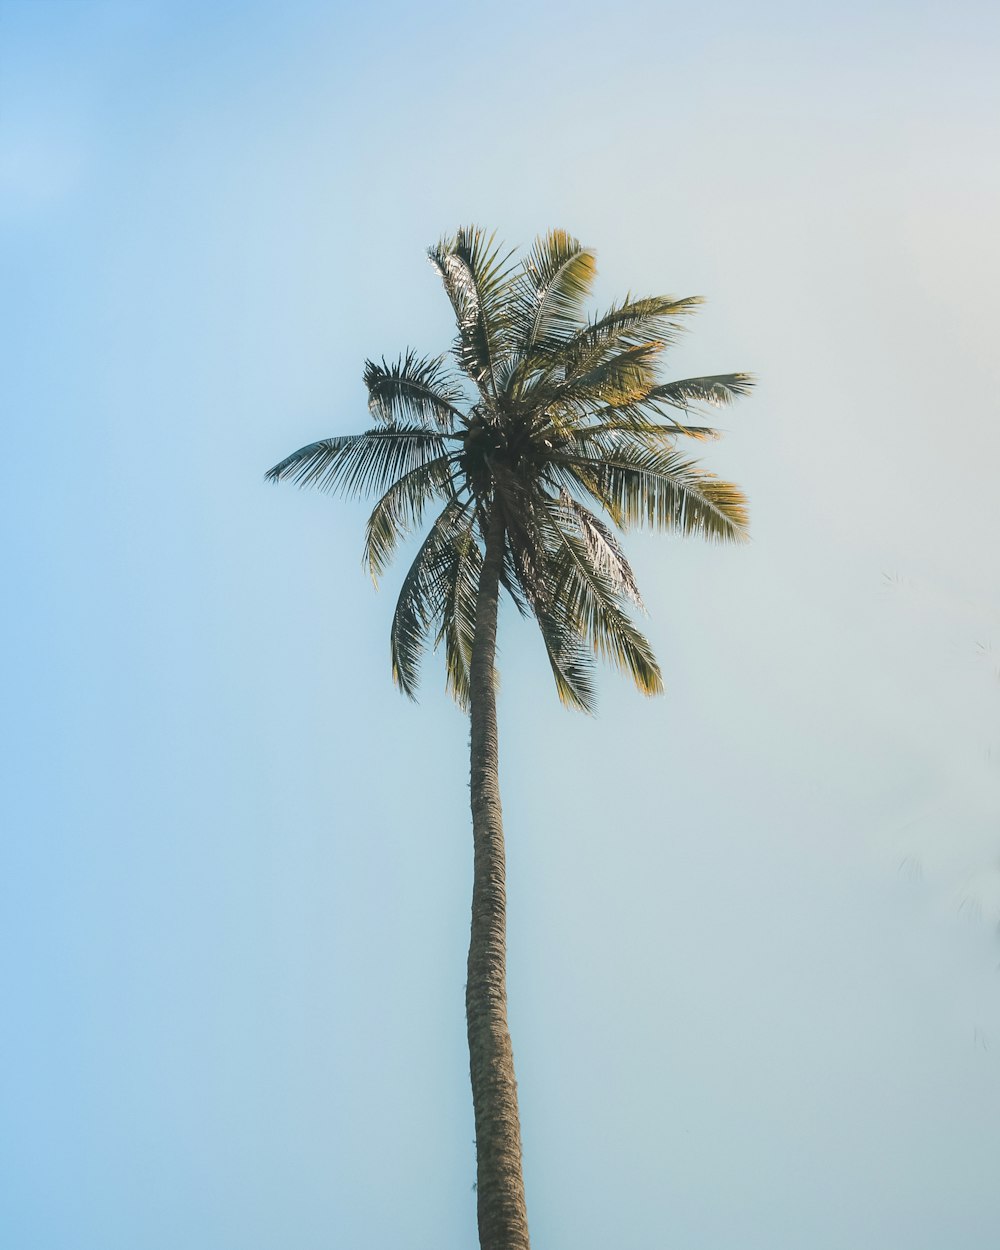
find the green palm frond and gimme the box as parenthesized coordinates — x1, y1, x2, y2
(364, 352, 468, 431)
(567, 340, 664, 401)
(500, 500, 597, 712)
(266, 426, 451, 497)
(555, 492, 644, 608)
(509, 229, 597, 354)
(428, 226, 518, 395)
(540, 506, 663, 695)
(514, 294, 702, 395)
(582, 411, 722, 442)
(650, 373, 755, 411)
(364, 455, 458, 582)
(523, 342, 664, 426)
(499, 489, 548, 608)
(534, 595, 598, 713)
(570, 294, 702, 357)
(390, 500, 475, 698)
(499, 537, 532, 619)
(556, 437, 749, 542)
(435, 520, 482, 709)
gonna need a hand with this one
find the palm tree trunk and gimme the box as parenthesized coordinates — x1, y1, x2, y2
(467, 504, 530, 1250)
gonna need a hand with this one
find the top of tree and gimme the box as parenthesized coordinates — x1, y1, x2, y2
(267, 226, 753, 713)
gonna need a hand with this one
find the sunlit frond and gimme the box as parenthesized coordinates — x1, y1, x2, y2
(364, 352, 468, 431)
(534, 342, 665, 420)
(540, 506, 663, 696)
(514, 294, 703, 394)
(266, 426, 450, 497)
(509, 229, 597, 354)
(556, 437, 750, 542)
(569, 295, 702, 358)
(555, 492, 644, 608)
(428, 226, 518, 395)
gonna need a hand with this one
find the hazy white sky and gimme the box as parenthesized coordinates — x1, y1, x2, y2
(2, 2, 1000, 1247)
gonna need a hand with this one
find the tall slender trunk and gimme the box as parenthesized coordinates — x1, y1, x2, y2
(467, 505, 530, 1250)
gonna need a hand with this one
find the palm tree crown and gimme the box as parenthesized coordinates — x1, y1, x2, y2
(267, 228, 750, 710)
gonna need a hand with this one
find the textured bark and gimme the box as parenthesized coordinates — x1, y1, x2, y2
(467, 505, 531, 1250)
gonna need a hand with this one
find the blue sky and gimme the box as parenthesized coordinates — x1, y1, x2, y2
(3, 1, 1000, 1247)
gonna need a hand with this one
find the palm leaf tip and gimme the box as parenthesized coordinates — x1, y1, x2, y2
(265, 453, 298, 483)
(592, 650, 661, 700)
(681, 479, 750, 544)
(692, 476, 750, 542)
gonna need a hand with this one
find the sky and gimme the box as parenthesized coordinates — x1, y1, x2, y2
(2, 1, 1000, 1247)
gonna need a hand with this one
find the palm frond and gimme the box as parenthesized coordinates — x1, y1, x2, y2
(499, 535, 532, 618)
(650, 373, 755, 411)
(509, 229, 597, 354)
(556, 492, 644, 608)
(501, 500, 597, 712)
(582, 411, 722, 442)
(526, 342, 664, 423)
(555, 438, 750, 542)
(265, 426, 451, 497)
(569, 340, 663, 398)
(364, 455, 458, 582)
(541, 508, 663, 695)
(390, 500, 474, 698)
(364, 352, 468, 431)
(534, 598, 598, 712)
(559, 294, 701, 375)
(435, 521, 482, 709)
(428, 226, 518, 395)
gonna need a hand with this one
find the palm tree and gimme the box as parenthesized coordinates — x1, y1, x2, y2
(266, 227, 752, 1250)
